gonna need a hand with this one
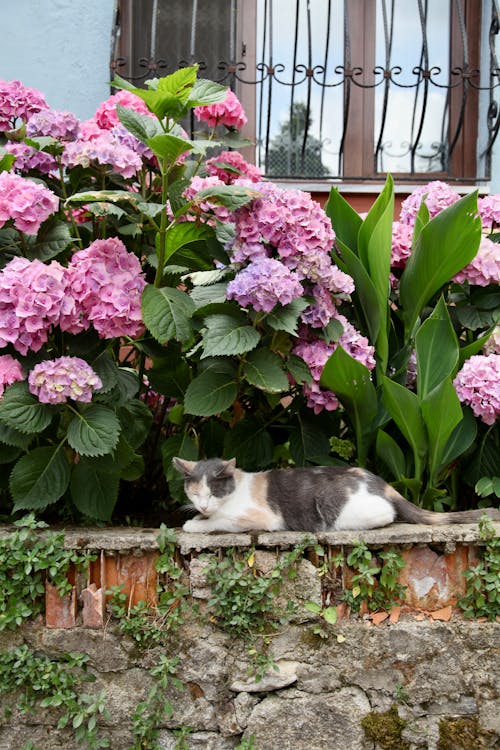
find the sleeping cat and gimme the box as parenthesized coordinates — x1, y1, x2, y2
(173, 457, 500, 533)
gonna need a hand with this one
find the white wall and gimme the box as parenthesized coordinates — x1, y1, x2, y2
(0, 0, 115, 121)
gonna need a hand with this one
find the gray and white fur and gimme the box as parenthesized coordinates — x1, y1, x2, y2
(173, 457, 500, 533)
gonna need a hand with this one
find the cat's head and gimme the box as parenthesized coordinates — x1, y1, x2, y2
(173, 457, 237, 516)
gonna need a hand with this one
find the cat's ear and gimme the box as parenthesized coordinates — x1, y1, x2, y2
(216, 458, 237, 477)
(172, 457, 197, 476)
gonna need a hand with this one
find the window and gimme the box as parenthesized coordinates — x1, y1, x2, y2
(112, 0, 500, 183)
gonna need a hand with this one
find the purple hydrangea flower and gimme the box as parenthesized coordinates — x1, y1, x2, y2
(391, 220, 414, 268)
(62, 131, 142, 178)
(453, 354, 500, 425)
(5, 141, 57, 175)
(28, 356, 102, 404)
(227, 257, 304, 312)
(26, 108, 81, 141)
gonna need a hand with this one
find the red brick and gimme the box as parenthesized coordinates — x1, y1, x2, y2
(45, 581, 77, 628)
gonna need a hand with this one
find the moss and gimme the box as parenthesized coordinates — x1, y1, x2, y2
(437, 717, 484, 750)
(361, 705, 409, 750)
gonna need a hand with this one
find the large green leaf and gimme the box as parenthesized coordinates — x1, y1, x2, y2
(164, 222, 214, 266)
(381, 376, 427, 475)
(325, 187, 362, 252)
(162, 430, 199, 503)
(67, 405, 121, 457)
(241, 349, 289, 393)
(333, 239, 381, 345)
(26, 219, 72, 262)
(201, 314, 260, 358)
(70, 459, 120, 521)
(415, 296, 459, 399)
(117, 400, 153, 449)
(289, 414, 331, 466)
(193, 184, 261, 210)
(399, 192, 482, 337)
(421, 379, 463, 485)
(320, 346, 378, 465)
(0, 382, 54, 435)
(116, 104, 163, 143)
(438, 405, 477, 471)
(184, 364, 238, 416)
(147, 357, 191, 399)
(142, 285, 195, 344)
(266, 298, 309, 335)
(0, 422, 33, 449)
(375, 429, 406, 481)
(223, 418, 274, 470)
(188, 78, 230, 107)
(10, 445, 70, 511)
(146, 133, 193, 163)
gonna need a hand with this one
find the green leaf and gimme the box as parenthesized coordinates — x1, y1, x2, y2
(241, 349, 289, 393)
(223, 417, 274, 470)
(158, 66, 198, 101)
(375, 429, 406, 481)
(323, 607, 338, 624)
(421, 379, 463, 485)
(146, 133, 193, 163)
(116, 104, 163, 142)
(162, 431, 198, 502)
(333, 239, 381, 345)
(184, 363, 238, 416)
(188, 78, 230, 107)
(10, 445, 70, 511)
(438, 406, 477, 471)
(26, 219, 73, 262)
(305, 601, 322, 614)
(67, 405, 121, 457)
(320, 346, 378, 465)
(147, 357, 190, 399)
(0, 381, 54, 435)
(325, 187, 362, 252)
(70, 459, 120, 521)
(201, 314, 260, 358)
(289, 414, 331, 466)
(66, 189, 136, 205)
(415, 296, 459, 399)
(400, 192, 482, 337)
(142, 285, 195, 344)
(0, 422, 33, 449)
(0, 151, 16, 172)
(193, 184, 261, 210)
(266, 298, 309, 335)
(117, 399, 153, 449)
(164, 222, 215, 266)
(91, 352, 119, 394)
(287, 355, 313, 385)
(0, 443, 21, 464)
(381, 376, 427, 474)
(190, 282, 229, 309)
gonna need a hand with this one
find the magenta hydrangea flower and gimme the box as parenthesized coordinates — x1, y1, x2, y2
(478, 194, 500, 231)
(391, 220, 414, 268)
(206, 150, 262, 184)
(0, 171, 59, 235)
(0, 80, 48, 131)
(62, 131, 142, 178)
(26, 108, 81, 140)
(453, 236, 500, 287)
(227, 257, 304, 312)
(5, 141, 57, 175)
(68, 237, 146, 339)
(194, 89, 247, 129)
(0, 354, 24, 397)
(453, 354, 500, 425)
(399, 181, 460, 225)
(0, 258, 71, 355)
(28, 356, 102, 404)
(93, 90, 151, 130)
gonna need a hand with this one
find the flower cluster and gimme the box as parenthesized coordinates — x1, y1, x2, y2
(68, 237, 146, 339)
(478, 194, 500, 231)
(453, 236, 500, 287)
(194, 89, 247, 129)
(206, 150, 262, 184)
(0, 171, 59, 234)
(26, 108, 81, 140)
(62, 130, 142, 178)
(0, 354, 24, 397)
(0, 79, 48, 131)
(28, 356, 102, 404)
(390, 220, 414, 268)
(227, 257, 304, 312)
(181, 175, 233, 225)
(93, 90, 151, 130)
(483, 324, 500, 355)
(453, 354, 500, 425)
(5, 141, 57, 175)
(399, 180, 460, 224)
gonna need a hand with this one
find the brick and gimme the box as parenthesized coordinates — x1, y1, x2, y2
(45, 581, 77, 628)
(81, 583, 105, 628)
(103, 552, 158, 608)
(398, 545, 471, 610)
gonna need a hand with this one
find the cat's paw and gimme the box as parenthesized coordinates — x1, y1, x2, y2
(182, 518, 206, 533)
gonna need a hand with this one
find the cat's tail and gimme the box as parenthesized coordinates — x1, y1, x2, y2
(391, 491, 500, 525)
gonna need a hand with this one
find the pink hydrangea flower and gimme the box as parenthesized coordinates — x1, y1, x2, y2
(453, 354, 500, 425)
(206, 150, 262, 183)
(62, 131, 142, 177)
(0, 171, 59, 235)
(391, 220, 414, 268)
(194, 89, 247, 129)
(28, 356, 102, 404)
(0, 80, 48, 131)
(483, 324, 500, 355)
(68, 237, 146, 339)
(0, 258, 71, 355)
(227, 257, 303, 312)
(0, 354, 24, 397)
(26, 108, 81, 140)
(181, 175, 233, 224)
(93, 90, 151, 130)
(5, 141, 57, 175)
(453, 236, 500, 287)
(399, 180, 460, 225)
(478, 194, 500, 231)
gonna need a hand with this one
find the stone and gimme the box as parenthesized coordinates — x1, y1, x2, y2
(230, 660, 299, 692)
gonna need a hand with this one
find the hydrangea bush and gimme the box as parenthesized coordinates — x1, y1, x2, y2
(0, 68, 498, 522)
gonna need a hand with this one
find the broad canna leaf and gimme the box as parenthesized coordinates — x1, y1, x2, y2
(375, 429, 406, 481)
(381, 376, 427, 476)
(325, 187, 362, 252)
(421, 379, 463, 485)
(415, 296, 459, 399)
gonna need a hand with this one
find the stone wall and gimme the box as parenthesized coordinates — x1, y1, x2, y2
(0, 524, 498, 750)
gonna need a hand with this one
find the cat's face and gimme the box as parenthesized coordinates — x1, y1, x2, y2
(173, 457, 237, 516)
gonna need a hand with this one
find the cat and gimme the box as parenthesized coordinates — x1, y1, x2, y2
(173, 457, 500, 533)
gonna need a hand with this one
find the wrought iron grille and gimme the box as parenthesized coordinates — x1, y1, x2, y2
(112, 0, 500, 183)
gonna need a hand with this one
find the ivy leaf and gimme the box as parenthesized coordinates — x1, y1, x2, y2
(201, 314, 260, 358)
(142, 285, 195, 344)
(0, 381, 54, 435)
(70, 459, 120, 521)
(67, 405, 121, 457)
(241, 349, 289, 393)
(10, 445, 70, 511)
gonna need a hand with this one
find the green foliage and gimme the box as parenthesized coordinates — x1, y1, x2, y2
(131, 655, 183, 750)
(0, 646, 110, 749)
(341, 542, 407, 614)
(0, 515, 93, 630)
(458, 516, 500, 620)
